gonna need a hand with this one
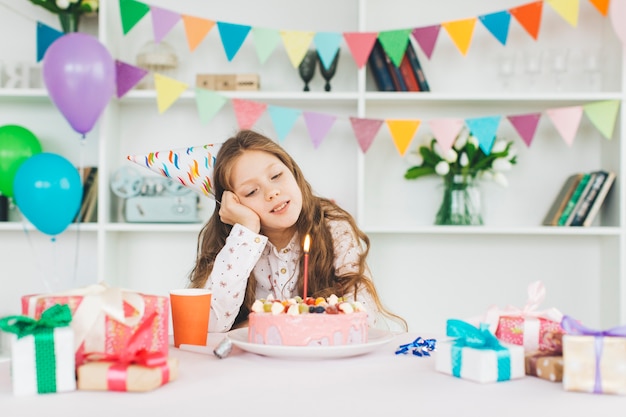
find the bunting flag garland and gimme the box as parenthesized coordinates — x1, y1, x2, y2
(509, 1, 543, 40)
(280, 30, 315, 68)
(115, 60, 149, 98)
(378, 29, 412, 67)
(386, 120, 421, 156)
(411, 25, 441, 60)
(150, 6, 181, 43)
(119, 0, 150, 35)
(479, 11, 512, 46)
(252, 27, 281, 64)
(546, 0, 579, 28)
(465, 115, 502, 154)
(343, 32, 378, 69)
(507, 113, 542, 147)
(350, 117, 384, 153)
(153, 74, 188, 113)
(314, 32, 343, 70)
(545, 105, 584, 146)
(589, 0, 610, 16)
(428, 118, 465, 153)
(195, 88, 228, 125)
(36, 22, 63, 62)
(217, 22, 252, 61)
(303, 112, 337, 148)
(441, 17, 477, 56)
(268, 106, 302, 142)
(181, 15, 215, 52)
(232, 99, 267, 130)
(583, 100, 620, 139)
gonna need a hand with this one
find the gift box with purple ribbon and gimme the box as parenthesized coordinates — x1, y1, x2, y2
(561, 316, 626, 395)
(435, 319, 525, 384)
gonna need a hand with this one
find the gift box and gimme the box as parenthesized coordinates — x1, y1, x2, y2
(77, 356, 178, 392)
(0, 304, 76, 396)
(481, 281, 565, 353)
(435, 319, 525, 384)
(561, 316, 626, 395)
(21, 284, 169, 365)
(525, 352, 563, 382)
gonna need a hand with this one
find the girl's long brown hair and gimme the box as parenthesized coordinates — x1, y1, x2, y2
(189, 130, 406, 330)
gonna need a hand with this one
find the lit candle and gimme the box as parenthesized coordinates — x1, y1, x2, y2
(303, 234, 311, 300)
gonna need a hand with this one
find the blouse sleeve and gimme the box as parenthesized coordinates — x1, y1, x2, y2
(329, 220, 380, 328)
(204, 223, 268, 332)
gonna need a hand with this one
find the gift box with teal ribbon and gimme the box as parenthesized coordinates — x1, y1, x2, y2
(0, 304, 76, 396)
(561, 315, 626, 395)
(435, 319, 525, 383)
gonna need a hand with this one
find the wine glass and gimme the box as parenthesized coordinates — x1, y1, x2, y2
(583, 48, 603, 92)
(298, 49, 318, 92)
(318, 49, 340, 92)
(496, 52, 516, 91)
(549, 48, 569, 92)
(523, 49, 544, 91)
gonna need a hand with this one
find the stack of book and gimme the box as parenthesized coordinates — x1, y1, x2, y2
(542, 170, 616, 227)
(74, 166, 99, 223)
(367, 39, 430, 92)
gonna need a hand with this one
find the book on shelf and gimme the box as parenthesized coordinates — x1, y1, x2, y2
(82, 171, 99, 223)
(577, 171, 616, 227)
(563, 172, 596, 226)
(398, 52, 420, 91)
(367, 39, 395, 92)
(75, 167, 98, 223)
(556, 172, 591, 226)
(405, 41, 430, 92)
(542, 173, 584, 226)
(383, 49, 407, 92)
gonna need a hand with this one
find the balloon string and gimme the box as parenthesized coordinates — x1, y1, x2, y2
(73, 136, 88, 288)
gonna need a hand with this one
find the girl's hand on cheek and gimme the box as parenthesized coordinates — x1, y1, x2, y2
(219, 191, 261, 233)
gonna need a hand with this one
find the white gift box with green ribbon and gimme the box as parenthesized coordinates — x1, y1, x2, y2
(0, 304, 76, 396)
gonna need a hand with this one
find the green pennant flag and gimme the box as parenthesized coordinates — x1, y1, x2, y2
(195, 88, 228, 125)
(252, 27, 281, 64)
(378, 29, 412, 67)
(119, 0, 151, 35)
(583, 100, 620, 139)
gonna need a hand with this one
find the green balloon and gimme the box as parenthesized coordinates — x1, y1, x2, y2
(0, 125, 42, 197)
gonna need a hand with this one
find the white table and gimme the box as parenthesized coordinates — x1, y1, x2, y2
(1, 332, 623, 416)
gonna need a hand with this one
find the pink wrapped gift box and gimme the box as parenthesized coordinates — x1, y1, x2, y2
(21, 284, 169, 365)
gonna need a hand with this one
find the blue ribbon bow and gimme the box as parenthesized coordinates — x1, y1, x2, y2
(395, 337, 437, 357)
(447, 319, 511, 381)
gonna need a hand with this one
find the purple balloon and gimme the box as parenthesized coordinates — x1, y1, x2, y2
(42, 33, 115, 135)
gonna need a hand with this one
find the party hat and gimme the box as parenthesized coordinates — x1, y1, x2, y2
(127, 143, 223, 198)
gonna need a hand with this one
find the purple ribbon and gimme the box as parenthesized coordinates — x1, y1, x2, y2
(561, 315, 626, 393)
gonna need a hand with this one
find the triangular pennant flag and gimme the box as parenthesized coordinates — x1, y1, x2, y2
(150, 6, 181, 43)
(507, 113, 541, 147)
(217, 21, 252, 61)
(349, 117, 384, 153)
(428, 118, 465, 152)
(303, 112, 337, 148)
(268, 105, 302, 142)
(252, 27, 281, 64)
(546, 0, 579, 27)
(154, 73, 188, 113)
(385, 120, 421, 156)
(510, 1, 543, 40)
(119, 0, 150, 35)
(479, 10, 511, 46)
(589, 0, 609, 16)
(127, 143, 222, 198)
(411, 25, 441, 59)
(195, 88, 228, 125)
(378, 29, 412, 67)
(545, 105, 584, 146)
(441, 17, 477, 56)
(314, 32, 343, 70)
(181, 15, 215, 52)
(280, 30, 315, 68)
(37, 22, 63, 62)
(115, 60, 148, 98)
(231, 98, 267, 130)
(465, 116, 502, 155)
(343, 32, 378, 69)
(583, 100, 620, 139)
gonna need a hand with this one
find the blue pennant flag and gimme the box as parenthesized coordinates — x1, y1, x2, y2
(465, 116, 502, 155)
(479, 10, 511, 46)
(37, 22, 63, 62)
(314, 32, 342, 70)
(217, 21, 252, 61)
(268, 105, 302, 142)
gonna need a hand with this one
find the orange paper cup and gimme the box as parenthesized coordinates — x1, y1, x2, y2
(170, 288, 212, 348)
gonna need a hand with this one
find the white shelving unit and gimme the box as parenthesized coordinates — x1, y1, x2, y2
(0, 0, 623, 333)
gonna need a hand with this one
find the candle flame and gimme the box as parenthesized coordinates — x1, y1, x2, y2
(303, 234, 311, 253)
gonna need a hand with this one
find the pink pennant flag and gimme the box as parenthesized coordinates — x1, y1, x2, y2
(349, 117, 384, 153)
(343, 32, 378, 69)
(545, 106, 583, 147)
(411, 25, 441, 59)
(507, 113, 541, 147)
(428, 118, 464, 152)
(150, 6, 181, 43)
(303, 112, 337, 149)
(115, 60, 148, 98)
(231, 98, 267, 130)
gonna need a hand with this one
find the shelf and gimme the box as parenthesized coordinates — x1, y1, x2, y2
(363, 92, 623, 103)
(0, 222, 98, 232)
(120, 90, 361, 104)
(363, 226, 622, 236)
(104, 223, 204, 233)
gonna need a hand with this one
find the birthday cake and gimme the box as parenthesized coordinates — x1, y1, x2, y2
(248, 295, 368, 346)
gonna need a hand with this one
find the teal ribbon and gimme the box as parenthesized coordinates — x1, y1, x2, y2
(446, 319, 511, 382)
(0, 304, 72, 394)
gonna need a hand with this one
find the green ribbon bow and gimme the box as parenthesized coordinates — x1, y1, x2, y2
(446, 319, 511, 382)
(0, 304, 72, 394)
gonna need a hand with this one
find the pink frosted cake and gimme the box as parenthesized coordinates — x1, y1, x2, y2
(248, 295, 368, 346)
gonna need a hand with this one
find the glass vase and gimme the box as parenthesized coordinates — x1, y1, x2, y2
(58, 11, 80, 33)
(435, 174, 483, 225)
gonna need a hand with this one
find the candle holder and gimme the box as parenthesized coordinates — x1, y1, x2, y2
(318, 50, 340, 92)
(298, 50, 318, 92)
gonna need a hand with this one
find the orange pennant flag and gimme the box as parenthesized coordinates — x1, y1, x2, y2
(386, 119, 421, 156)
(441, 18, 477, 56)
(588, 0, 609, 16)
(182, 14, 215, 51)
(510, 1, 543, 40)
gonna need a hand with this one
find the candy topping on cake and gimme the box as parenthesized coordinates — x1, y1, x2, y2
(251, 295, 365, 315)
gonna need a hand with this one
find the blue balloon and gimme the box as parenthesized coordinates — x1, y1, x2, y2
(13, 153, 82, 236)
